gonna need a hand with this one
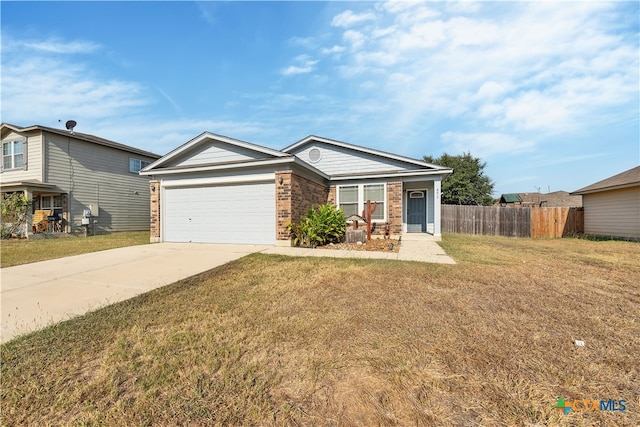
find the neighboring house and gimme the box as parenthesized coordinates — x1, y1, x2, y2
(140, 132, 452, 245)
(1, 123, 161, 235)
(571, 166, 640, 240)
(499, 191, 582, 207)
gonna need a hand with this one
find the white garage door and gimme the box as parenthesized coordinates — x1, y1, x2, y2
(164, 182, 276, 244)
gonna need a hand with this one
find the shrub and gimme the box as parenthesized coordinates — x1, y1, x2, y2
(1, 193, 32, 238)
(287, 204, 347, 247)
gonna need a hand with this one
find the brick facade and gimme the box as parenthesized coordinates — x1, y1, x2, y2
(151, 176, 406, 244)
(276, 171, 329, 241)
(149, 180, 160, 242)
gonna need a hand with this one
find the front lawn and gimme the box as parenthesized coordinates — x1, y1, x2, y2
(0, 231, 150, 267)
(1, 235, 638, 425)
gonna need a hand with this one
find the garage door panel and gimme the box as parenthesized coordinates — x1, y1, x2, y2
(164, 182, 275, 244)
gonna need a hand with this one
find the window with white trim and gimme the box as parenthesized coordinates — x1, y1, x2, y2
(337, 183, 386, 221)
(40, 194, 64, 216)
(2, 140, 24, 170)
(129, 158, 150, 173)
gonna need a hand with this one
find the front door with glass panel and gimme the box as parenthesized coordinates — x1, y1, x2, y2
(407, 191, 426, 232)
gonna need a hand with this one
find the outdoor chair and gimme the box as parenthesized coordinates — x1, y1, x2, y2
(32, 210, 52, 233)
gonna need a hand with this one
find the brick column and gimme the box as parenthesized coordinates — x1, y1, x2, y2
(275, 171, 293, 242)
(387, 181, 403, 236)
(150, 180, 160, 243)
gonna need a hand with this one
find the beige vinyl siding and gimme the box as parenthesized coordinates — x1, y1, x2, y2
(170, 141, 269, 167)
(0, 131, 43, 182)
(583, 186, 640, 239)
(45, 132, 155, 233)
(293, 143, 417, 175)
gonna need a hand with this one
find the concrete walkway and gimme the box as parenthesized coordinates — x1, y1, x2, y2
(1, 235, 454, 344)
(1, 243, 269, 344)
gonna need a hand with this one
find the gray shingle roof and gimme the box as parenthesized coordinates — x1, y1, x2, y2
(572, 166, 640, 195)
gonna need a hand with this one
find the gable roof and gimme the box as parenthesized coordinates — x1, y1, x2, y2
(500, 193, 522, 203)
(572, 166, 640, 195)
(1, 123, 161, 159)
(142, 131, 453, 180)
(141, 131, 289, 173)
(283, 135, 450, 171)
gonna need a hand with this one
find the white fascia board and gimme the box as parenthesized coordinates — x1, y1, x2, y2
(283, 135, 447, 170)
(141, 131, 287, 173)
(329, 169, 452, 182)
(161, 173, 275, 188)
(140, 157, 295, 176)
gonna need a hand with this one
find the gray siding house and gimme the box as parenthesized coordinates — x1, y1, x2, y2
(1, 123, 161, 235)
(141, 132, 452, 245)
(572, 166, 640, 240)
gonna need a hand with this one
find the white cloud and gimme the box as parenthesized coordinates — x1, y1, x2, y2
(320, 45, 346, 55)
(331, 10, 376, 28)
(342, 29, 366, 50)
(315, 0, 638, 151)
(1, 56, 148, 124)
(280, 54, 318, 76)
(441, 132, 535, 158)
(3, 36, 101, 55)
(23, 39, 101, 54)
(287, 36, 317, 49)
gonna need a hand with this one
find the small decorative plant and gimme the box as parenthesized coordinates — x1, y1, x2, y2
(287, 204, 347, 247)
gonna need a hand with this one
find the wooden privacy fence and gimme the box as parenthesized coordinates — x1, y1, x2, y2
(441, 205, 584, 238)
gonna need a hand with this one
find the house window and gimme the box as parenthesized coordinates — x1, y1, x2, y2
(129, 158, 150, 173)
(364, 184, 385, 220)
(2, 140, 24, 170)
(40, 195, 63, 215)
(338, 186, 358, 217)
(337, 183, 386, 221)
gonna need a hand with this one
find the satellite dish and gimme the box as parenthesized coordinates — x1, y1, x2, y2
(65, 120, 77, 132)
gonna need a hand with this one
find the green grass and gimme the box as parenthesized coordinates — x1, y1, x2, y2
(1, 235, 639, 426)
(0, 231, 150, 267)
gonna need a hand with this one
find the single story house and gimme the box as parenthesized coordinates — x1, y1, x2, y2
(140, 132, 452, 245)
(1, 123, 161, 236)
(571, 165, 640, 240)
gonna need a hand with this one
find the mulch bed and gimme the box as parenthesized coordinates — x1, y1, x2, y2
(318, 238, 400, 253)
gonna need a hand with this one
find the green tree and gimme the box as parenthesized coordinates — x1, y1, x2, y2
(1, 193, 32, 238)
(424, 152, 495, 205)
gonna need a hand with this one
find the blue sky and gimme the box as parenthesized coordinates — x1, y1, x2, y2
(1, 1, 638, 196)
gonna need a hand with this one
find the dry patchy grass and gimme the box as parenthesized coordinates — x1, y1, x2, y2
(1, 235, 638, 426)
(0, 232, 150, 267)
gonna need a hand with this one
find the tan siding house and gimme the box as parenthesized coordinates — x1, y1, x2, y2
(1, 123, 161, 236)
(572, 166, 640, 240)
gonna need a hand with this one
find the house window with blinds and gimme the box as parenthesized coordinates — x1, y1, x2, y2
(338, 185, 358, 217)
(337, 183, 386, 221)
(363, 184, 384, 220)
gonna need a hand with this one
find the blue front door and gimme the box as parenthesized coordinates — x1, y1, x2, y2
(407, 191, 426, 232)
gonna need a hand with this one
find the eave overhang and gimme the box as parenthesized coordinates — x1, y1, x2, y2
(328, 168, 453, 181)
(140, 156, 331, 180)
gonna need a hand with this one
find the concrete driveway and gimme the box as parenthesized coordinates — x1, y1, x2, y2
(1, 243, 268, 344)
